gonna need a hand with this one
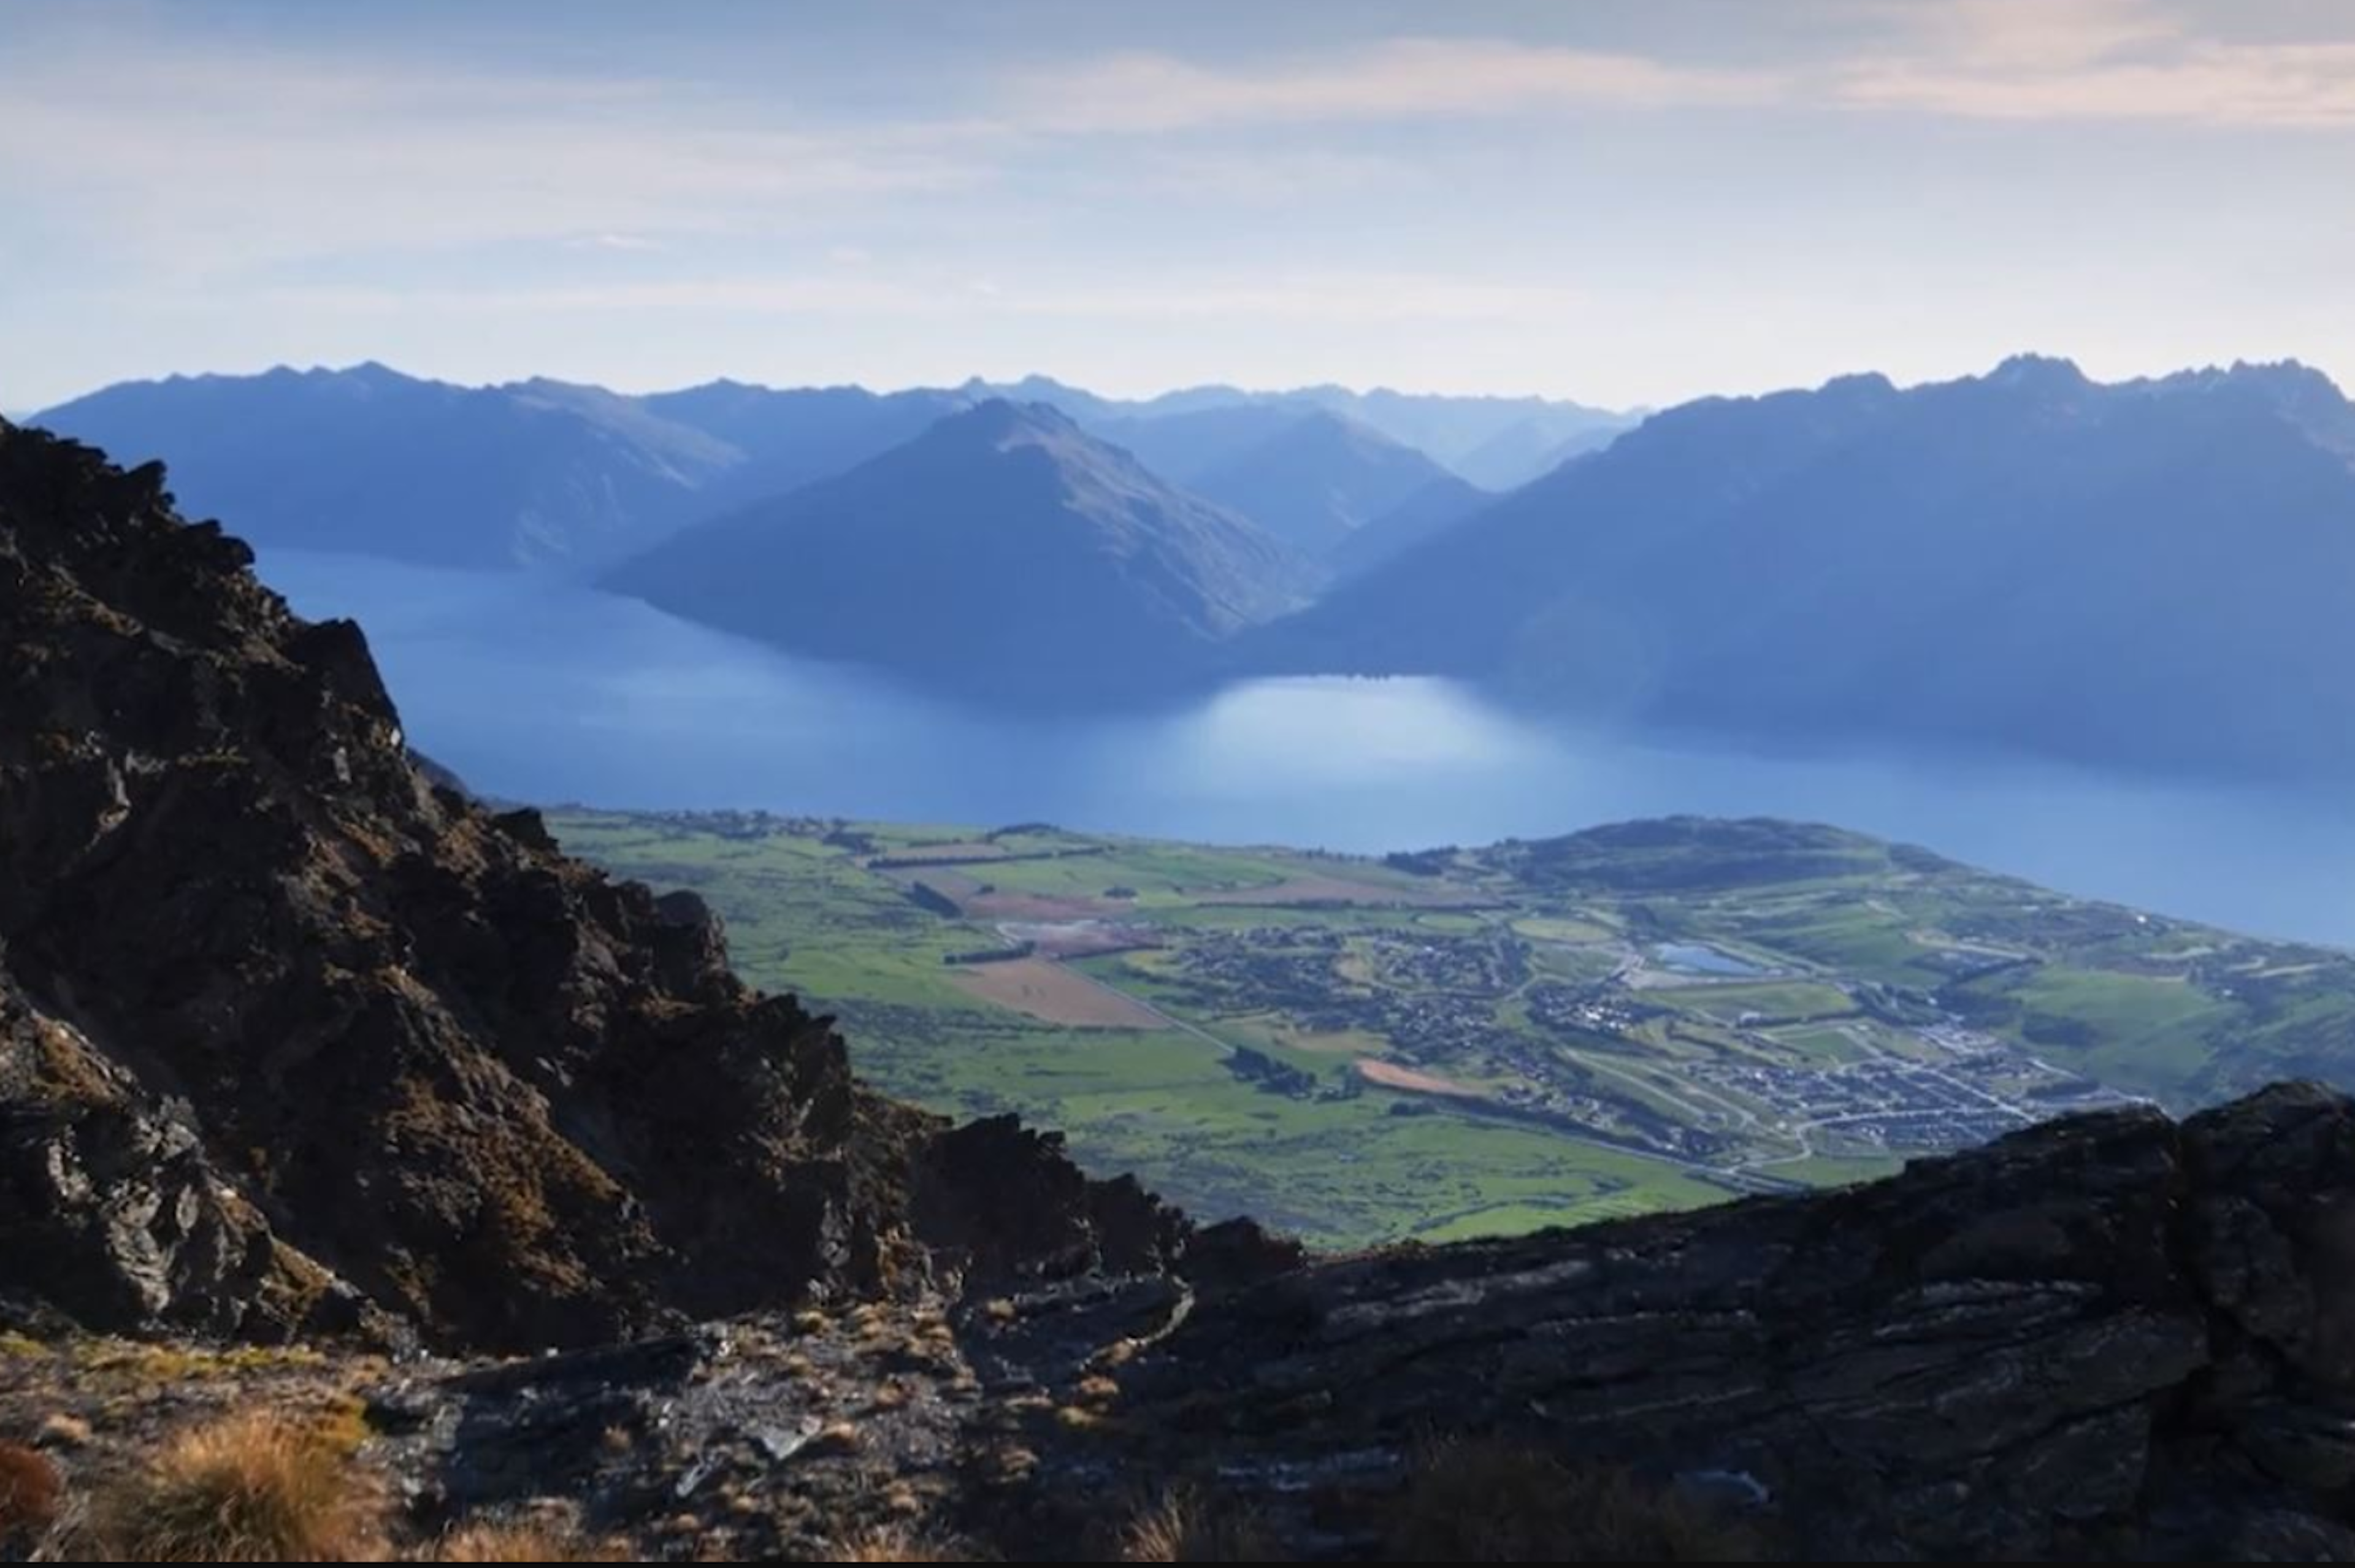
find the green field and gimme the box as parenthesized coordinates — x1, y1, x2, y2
(550, 810, 2355, 1251)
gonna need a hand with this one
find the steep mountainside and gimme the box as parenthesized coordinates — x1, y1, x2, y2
(604, 401, 1315, 702)
(1185, 410, 1461, 557)
(1452, 410, 1628, 489)
(1328, 470, 1493, 577)
(1254, 358, 2355, 780)
(31, 366, 970, 570)
(0, 421, 1181, 1352)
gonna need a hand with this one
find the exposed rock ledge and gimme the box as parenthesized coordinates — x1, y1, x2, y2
(42, 1083, 2315, 1561)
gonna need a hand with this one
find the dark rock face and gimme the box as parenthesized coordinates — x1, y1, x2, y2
(0, 424, 1150, 1351)
(260, 1089, 2355, 1560)
(1107, 1084, 2355, 1559)
(0, 963, 355, 1342)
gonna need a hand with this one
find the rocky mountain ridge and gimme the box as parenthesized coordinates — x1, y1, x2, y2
(0, 420, 1194, 1352)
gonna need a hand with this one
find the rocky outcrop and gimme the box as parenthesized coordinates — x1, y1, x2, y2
(0, 423, 1155, 1352)
(1074, 1082, 2355, 1559)
(21, 1087, 2317, 1561)
(0, 963, 361, 1342)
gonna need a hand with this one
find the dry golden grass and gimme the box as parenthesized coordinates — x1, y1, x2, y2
(1, 1440, 64, 1537)
(1119, 1490, 1282, 1561)
(40, 1412, 96, 1448)
(832, 1527, 984, 1561)
(1385, 1440, 1768, 1561)
(428, 1520, 623, 1561)
(87, 1411, 383, 1561)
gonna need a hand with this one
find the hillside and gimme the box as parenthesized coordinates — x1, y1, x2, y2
(1328, 470, 1493, 576)
(1254, 358, 2355, 781)
(603, 401, 1315, 702)
(30, 365, 971, 570)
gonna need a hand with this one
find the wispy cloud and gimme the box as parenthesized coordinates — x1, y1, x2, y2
(567, 233, 667, 253)
(258, 269, 1587, 330)
(1832, 0, 2355, 128)
(1012, 37, 1779, 134)
(0, 35, 988, 276)
(1005, 5, 2355, 134)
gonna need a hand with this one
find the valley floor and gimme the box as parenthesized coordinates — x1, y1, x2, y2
(550, 812, 2355, 1248)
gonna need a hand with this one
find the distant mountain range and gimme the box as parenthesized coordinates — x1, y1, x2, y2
(31, 364, 1623, 572)
(603, 401, 1315, 702)
(974, 374, 1631, 489)
(1181, 411, 1469, 558)
(31, 365, 971, 570)
(1249, 356, 2355, 779)
(37, 354, 2355, 782)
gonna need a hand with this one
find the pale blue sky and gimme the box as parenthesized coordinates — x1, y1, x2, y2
(4, 0, 2352, 410)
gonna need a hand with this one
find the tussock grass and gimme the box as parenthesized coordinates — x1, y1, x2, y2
(0, 1439, 63, 1537)
(87, 1411, 382, 1561)
(429, 1520, 622, 1561)
(1119, 1489, 1282, 1561)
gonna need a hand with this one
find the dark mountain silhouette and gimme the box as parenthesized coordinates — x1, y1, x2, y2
(603, 401, 1314, 702)
(1184, 410, 1460, 557)
(1253, 357, 2355, 781)
(31, 365, 970, 570)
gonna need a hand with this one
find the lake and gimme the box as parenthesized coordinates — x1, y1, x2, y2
(1654, 944, 1767, 977)
(260, 549, 2355, 949)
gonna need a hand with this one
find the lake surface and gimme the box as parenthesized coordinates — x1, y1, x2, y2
(261, 549, 2355, 949)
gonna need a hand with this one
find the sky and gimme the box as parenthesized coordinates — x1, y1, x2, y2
(4, 0, 2353, 412)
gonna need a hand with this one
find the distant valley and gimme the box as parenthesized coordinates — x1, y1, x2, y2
(553, 809, 2355, 1245)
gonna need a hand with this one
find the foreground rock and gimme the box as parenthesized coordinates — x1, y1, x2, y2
(0, 422, 1176, 1352)
(8, 1087, 2353, 1559)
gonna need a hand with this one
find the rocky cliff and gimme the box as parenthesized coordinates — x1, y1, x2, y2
(5, 420, 2354, 1559)
(0, 421, 1179, 1352)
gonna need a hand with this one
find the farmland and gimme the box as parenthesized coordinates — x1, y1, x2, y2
(549, 811, 2355, 1250)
